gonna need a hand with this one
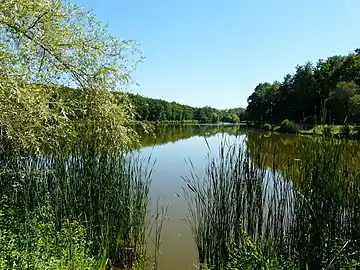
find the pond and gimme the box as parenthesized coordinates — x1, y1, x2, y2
(138, 124, 314, 270)
(140, 125, 242, 270)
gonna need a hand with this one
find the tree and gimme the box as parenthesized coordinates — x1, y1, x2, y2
(211, 112, 220, 123)
(231, 114, 240, 123)
(196, 109, 209, 123)
(245, 49, 360, 125)
(0, 0, 142, 152)
(350, 94, 360, 122)
(291, 63, 315, 122)
(246, 82, 280, 123)
(328, 81, 360, 122)
(126, 93, 245, 124)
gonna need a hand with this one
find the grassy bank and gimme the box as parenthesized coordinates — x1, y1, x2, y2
(299, 124, 360, 138)
(261, 120, 360, 139)
(184, 136, 360, 269)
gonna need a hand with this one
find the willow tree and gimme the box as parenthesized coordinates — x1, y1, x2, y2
(0, 0, 142, 152)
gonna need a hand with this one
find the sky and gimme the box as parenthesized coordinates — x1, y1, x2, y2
(73, 0, 360, 109)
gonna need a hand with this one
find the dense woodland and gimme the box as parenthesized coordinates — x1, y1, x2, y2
(126, 93, 245, 123)
(246, 49, 360, 125)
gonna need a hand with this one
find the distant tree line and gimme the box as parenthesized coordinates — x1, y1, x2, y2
(246, 49, 360, 125)
(125, 93, 245, 123)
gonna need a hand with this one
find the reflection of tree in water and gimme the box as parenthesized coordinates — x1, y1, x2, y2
(243, 133, 360, 269)
(247, 132, 360, 230)
(138, 124, 246, 147)
(246, 132, 360, 171)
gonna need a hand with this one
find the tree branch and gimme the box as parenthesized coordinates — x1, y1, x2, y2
(37, 47, 46, 75)
(3, 21, 88, 89)
(26, 11, 48, 32)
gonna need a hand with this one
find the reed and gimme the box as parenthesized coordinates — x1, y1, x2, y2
(0, 148, 154, 269)
(184, 135, 360, 269)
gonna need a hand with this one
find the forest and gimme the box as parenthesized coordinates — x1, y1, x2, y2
(126, 93, 245, 123)
(246, 49, 360, 125)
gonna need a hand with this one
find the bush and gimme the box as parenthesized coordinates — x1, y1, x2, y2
(0, 206, 99, 270)
(262, 123, 272, 131)
(279, 119, 298, 133)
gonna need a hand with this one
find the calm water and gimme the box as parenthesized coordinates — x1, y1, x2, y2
(138, 125, 284, 270)
(139, 124, 360, 270)
(139, 125, 242, 270)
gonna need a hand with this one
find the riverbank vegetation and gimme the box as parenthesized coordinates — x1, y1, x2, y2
(184, 136, 360, 269)
(0, 0, 160, 269)
(0, 151, 153, 269)
(246, 49, 360, 129)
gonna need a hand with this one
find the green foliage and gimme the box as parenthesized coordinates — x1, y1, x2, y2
(211, 112, 220, 123)
(0, 0, 141, 154)
(0, 85, 138, 153)
(0, 0, 140, 89)
(328, 81, 360, 122)
(0, 205, 99, 269)
(349, 94, 360, 120)
(127, 93, 244, 123)
(246, 50, 360, 125)
(246, 82, 280, 123)
(231, 114, 240, 123)
(279, 119, 298, 133)
(0, 1, 154, 269)
(226, 233, 300, 270)
(262, 123, 272, 131)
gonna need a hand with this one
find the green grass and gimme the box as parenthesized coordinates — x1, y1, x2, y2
(184, 135, 360, 269)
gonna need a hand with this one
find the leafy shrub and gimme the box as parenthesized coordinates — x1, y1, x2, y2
(279, 119, 298, 133)
(262, 123, 272, 131)
(0, 206, 99, 270)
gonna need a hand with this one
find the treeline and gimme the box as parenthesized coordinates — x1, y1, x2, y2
(246, 49, 360, 125)
(126, 93, 245, 123)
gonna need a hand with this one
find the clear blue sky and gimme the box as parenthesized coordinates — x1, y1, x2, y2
(73, 0, 360, 109)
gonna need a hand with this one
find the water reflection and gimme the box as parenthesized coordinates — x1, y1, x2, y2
(139, 124, 245, 147)
(246, 131, 360, 171)
(139, 126, 360, 270)
(140, 125, 245, 270)
(139, 127, 302, 270)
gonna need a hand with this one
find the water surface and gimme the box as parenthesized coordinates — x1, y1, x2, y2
(139, 125, 247, 269)
(140, 125, 238, 269)
(139, 125, 360, 269)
